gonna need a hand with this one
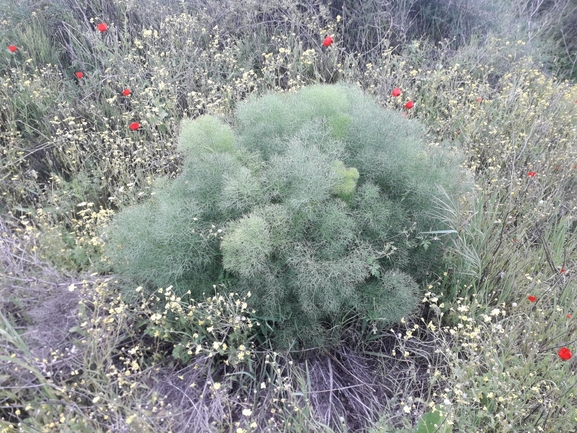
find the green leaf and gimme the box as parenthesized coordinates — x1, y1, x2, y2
(68, 326, 85, 335)
(415, 410, 452, 433)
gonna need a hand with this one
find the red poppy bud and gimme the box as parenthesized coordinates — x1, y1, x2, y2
(97, 22, 108, 32)
(75, 71, 84, 79)
(558, 347, 573, 361)
(122, 88, 131, 96)
(322, 35, 333, 47)
(391, 87, 401, 97)
(7, 45, 17, 53)
(129, 122, 140, 131)
(527, 295, 537, 303)
(404, 100, 414, 109)
(527, 171, 536, 177)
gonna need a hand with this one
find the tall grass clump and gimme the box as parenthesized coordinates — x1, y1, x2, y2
(329, 0, 510, 58)
(104, 83, 469, 348)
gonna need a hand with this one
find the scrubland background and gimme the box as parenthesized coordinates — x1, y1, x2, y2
(2, 0, 577, 431)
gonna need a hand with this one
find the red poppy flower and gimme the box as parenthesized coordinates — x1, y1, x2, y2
(122, 88, 131, 96)
(75, 71, 84, 79)
(527, 295, 537, 302)
(561, 268, 566, 274)
(404, 100, 414, 109)
(129, 122, 140, 131)
(392, 87, 401, 97)
(7, 45, 17, 53)
(476, 97, 483, 103)
(527, 171, 536, 177)
(322, 35, 333, 47)
(558, 347, 573, 361)
(567, 313, 572, 319)
(97, 22, 108, 32)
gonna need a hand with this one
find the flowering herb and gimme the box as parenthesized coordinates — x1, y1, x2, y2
(97, 22, 108, 32)
(405, 101, 414, 109)
(527, 295, 537, 302)
(122, 88, 131, 96)
(129, 122, 141, 131)
(558, 347, 573, 361)
(322, 35, 333, 47)
(527, 171, 536, 177)
(75, 71, 84, 79)
(561, 268, 566, 274)
(392, 87, 401, 97)
(7, 45, 17, 53)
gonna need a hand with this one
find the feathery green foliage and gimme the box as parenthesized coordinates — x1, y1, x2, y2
(104, 83, 469, 348)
